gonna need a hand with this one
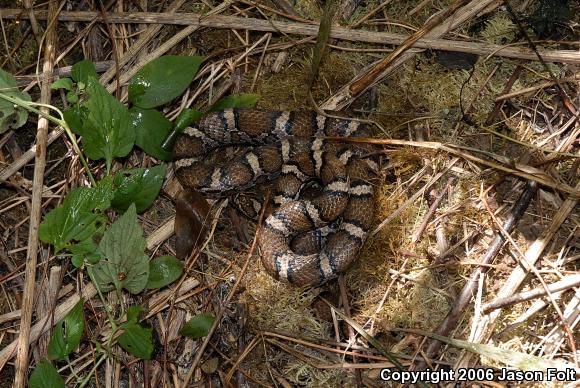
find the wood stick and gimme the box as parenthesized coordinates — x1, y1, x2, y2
(2, 9, 579, 66)
(15, 60, 114, 86)
(355, 138, 579, 197)
(105, 25, 200, 94)
(321, 0, 503, 110)
(349, 0, 471, 96)
(0, 283, 74, 324)
(0, 284, 97, 373)
(415, 180, 538, 371)
(495, 76, 580, 102)
(98, 0, 187, 86)
(454, 180, 580, 369)
(13, 0, 58, 385)
(32, 265, 62, 363)
(485, 65, 524, 126)
(21, 0, 40, 43)
(482, 274, 580, 313)
(102, 1, 232, 94)
(411, 178, 454, 243)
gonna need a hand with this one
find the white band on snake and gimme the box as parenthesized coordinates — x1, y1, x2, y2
(174, 109, 377, 286)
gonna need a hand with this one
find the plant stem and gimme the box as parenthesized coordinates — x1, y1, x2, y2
(78, 352, 107, 388)
(66, 355, 82, 382)
(87, 268, 118, 330)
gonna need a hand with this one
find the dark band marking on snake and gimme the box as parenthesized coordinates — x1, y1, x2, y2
(174, 109, 377, 286)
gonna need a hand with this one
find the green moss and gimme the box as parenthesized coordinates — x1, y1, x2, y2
(479, 13, 517, 45)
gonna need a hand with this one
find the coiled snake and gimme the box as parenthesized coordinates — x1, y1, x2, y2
(174, 109, 377, 286)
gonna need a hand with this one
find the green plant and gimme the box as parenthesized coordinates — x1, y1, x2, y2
(0, 68, 31, 133)
(0, 55, 259, 386)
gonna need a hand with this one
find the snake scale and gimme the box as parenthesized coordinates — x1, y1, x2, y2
(174, 109, 377, 286)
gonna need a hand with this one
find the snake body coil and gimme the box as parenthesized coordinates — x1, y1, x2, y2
(174, 109, 376, 286)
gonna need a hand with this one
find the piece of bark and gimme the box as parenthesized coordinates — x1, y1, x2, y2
(13, 0, 58, 385)
(32, 264, 62, 363)
(3, 8, 579, 67)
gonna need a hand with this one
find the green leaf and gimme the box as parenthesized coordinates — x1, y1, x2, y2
(50, 78, 73, 91)
(90, 204, 149, 294)
(111, 164, 167, 212)
(130, 107, 173, 161)
(28, 360, 64, 388)
(66, 91, 79, 104)
(71, 60, 98, 84)
(117, 322, 154, 359)
(174, 108, 204, 132)
(47, 301, 85, 361)
(161, 109, 203, 152)
(39, 177, 113, 253)
(125, 305, 145, 324)
(72, 77, 135, 171)
(180, 313, 214, 339)
(62, 105, 87, 133)
(0, 68, 31, 133)
(146, 255, 183, 289)
(71, 254, 85, 269)
(208, 93, 260, 112)
(128, 55, 204, 109)
(70, 237, 102, 268)
(89, 175, 116, 210)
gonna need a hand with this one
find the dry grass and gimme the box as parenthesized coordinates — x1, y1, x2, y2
(0, 0, 579, 386)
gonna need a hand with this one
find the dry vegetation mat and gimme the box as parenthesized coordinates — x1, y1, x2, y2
(0, 0, 579, 387)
